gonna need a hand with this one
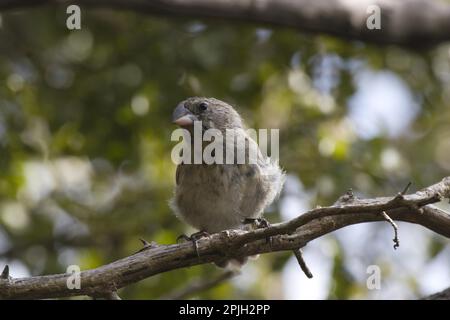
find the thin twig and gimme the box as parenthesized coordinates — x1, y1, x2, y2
(136, 238, 157, 253)
(381, 211, 400, 250)
(1, 265, 9, 279)
(401, 182, 413, 195)
(293, 249, 313, 278)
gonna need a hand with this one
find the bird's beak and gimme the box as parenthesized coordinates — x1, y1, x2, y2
(172, 103, 196, 126)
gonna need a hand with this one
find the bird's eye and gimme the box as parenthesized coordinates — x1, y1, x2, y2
(199, 102, 208, 112)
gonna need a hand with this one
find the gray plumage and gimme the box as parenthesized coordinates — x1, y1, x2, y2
(170, 97, 285, 233)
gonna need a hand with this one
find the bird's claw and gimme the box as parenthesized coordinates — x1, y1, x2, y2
(243, 218, 272, 246)
(177, 231, 210, 258)
(176, 234, 192, 243)
(243, 217, 270, 229)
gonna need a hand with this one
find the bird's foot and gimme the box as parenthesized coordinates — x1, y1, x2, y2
(243, 218, 272, 246)
(177, 230, 210, 257)
(176, 230, 210, 242)
(243, 217, 271, 229)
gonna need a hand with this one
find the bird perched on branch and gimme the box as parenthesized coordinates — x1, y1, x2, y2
(170, 97, 285, 243)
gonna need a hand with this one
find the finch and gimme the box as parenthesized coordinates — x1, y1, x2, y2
(170, 97, 285, 236)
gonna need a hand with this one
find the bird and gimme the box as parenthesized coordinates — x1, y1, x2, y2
(170, 97, 285, 242)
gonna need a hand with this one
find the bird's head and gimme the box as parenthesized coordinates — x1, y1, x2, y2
(172, 97, 244, 132)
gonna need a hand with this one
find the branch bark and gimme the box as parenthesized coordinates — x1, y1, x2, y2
(423, 287, 450, 300)
(0, 177, 449, 299)
(1, 0, 450, 47)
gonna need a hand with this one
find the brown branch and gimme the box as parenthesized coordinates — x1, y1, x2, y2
(380, 211, 400, 249)
(0, 177, 449, 299)
(1, 0, 450, 47)
(293, 248, 313, 279)
(423, 287, 450, 300)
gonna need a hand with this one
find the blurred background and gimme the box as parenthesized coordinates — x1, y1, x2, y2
(0, 7, 449, 299)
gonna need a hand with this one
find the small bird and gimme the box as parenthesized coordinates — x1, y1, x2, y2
(170, 97, 285, 239)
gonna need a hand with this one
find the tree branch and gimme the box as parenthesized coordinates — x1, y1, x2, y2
(1, 0, 450, 47)
(423, 287, 450, 300)
(0, 177, 449, 299)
